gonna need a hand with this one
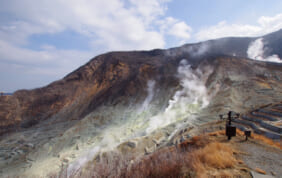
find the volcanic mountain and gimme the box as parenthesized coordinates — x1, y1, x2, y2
(0, 29, 281, 177)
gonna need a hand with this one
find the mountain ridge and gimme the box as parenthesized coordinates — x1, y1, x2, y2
(1, 29, 282, 136)
(0, 29, 282, 177)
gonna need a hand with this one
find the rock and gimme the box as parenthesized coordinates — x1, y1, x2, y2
(71, 154, 76, 159)
(270, 171, 276, 176)
(62, 158, 69, 163)
(144, 146, 155, 155)
(4, 155, 11, 160)
(251, 171, 275, 178)
(180, 136, 185, 143)
(126, 141, 137, 148)
(152, 139, 159, 145)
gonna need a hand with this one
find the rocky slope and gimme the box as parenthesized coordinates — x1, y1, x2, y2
(0, 30, 282, 177)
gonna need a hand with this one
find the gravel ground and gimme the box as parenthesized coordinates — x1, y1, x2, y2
(237, 140, 282, 177)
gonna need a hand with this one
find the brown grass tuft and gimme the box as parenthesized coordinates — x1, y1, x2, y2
(235, 129, 281, 149)
(251, 133, 282, 149)
(237, 160, 244, 164)
(235, 129, 245, 136)
(240, 167, 249, 172)
(255, 168, 266, 174)
(208, 129, 225, 136)
(192, 142, 237, 173)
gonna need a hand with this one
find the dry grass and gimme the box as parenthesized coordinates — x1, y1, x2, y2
(255, 168, 266, 174)
(64, 134, 244, 178)
(193, 142, 236, 169)
(237, 160, 244, 164)
(190, 141, 237, 177)
(54, 127, 256, 178)
(208, 129, 225, 136)
(250, 133, 282, 149)
(211, 128, 282, 149)
(69, 127, 281, 177)
(208, 129, 245, 137)
(274, 122, 282, 126)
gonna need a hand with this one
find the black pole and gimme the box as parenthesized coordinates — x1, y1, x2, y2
(228, 111, 232, 125)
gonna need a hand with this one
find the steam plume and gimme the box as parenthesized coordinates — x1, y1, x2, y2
(247, 38, 282, 63)
(146, 59, 211, 133)
(139, 80, 156, 112)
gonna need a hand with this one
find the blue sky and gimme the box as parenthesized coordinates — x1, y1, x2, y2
(0, 0, 282, 92)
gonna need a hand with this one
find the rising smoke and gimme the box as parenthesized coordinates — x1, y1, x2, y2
(139, 80, 156, 112)
(67, 60, 213, 175)
(247, 38, 282, 63)
(146, 59, 212, 133)
(165, 42, 210, 57)
(188, 42, 210, 57)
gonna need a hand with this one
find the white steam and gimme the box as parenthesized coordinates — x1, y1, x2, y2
(67, 60, 213, 175)
(139, 80, 156, 112)
(165, 42, 210, 57)
(247, 38, 282, 63)
(67, 146, 100, 176)
(146, 59, 211, 133)
(188, 43, 210, 57)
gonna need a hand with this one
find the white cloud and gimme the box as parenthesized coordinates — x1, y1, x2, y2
(258, 13, 282, 30)
(0, 38, 93, 92)
(0, 0, 171, 51)
(159, 17, 192, 44)
(196, 13, 282, 41)
(0, 40, 91, 67)
(169, 21, 192, 39)
(0, 0, 192, 91)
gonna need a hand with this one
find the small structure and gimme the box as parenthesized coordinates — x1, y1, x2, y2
(226, 125, 236, 140)
(244, 130, 251, 140)
(0, 91, 3, 96)
(224, 111, 239, 140)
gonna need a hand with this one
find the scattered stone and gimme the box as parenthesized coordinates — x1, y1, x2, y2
(173, 139, 178, 145)
(16, 149, 24, 154)
(270, 171, 276, 176)
(126, 141, 136, 148)
(17, 140, 25, 144)
(26, 143, 34, 148)
(152, 139, 159, 145)
(251, 171, 274, 178)
(180, 136, 185, 143)
(71, 154, 76, 158)
(4, 155, 11, 160)
(94, 154, 100, 162)
(144, 146, 155, 155)
(62, 158, 69, 163)
(27, 158, 34, 162)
